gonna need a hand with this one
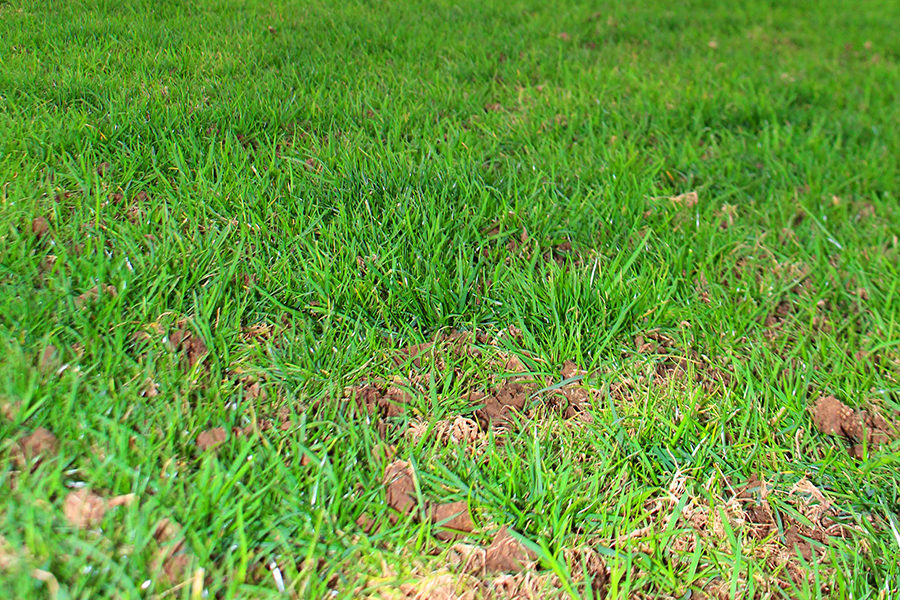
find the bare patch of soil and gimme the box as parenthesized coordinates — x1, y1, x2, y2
(31, 217, 50, 240)
(382, 460, 475, 538)
(810, 395, 896, 457)
(13, 427, 58, 467)
(75, 284, 118, 308)
(169, 327, 208, 370)
(63, 489, 134, 529)
(196, 427, 228, 452)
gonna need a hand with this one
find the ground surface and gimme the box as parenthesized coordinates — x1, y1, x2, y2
(1, 0, 899, 598)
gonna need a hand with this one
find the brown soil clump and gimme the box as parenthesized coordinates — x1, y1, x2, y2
(810, 395, 896, 457)
(169, 328, 208, 369)
(14, 427, 59, 466)
(63, 489, 134, 529)
(483, 526, 537, 573)
(196, 427, 228, 451)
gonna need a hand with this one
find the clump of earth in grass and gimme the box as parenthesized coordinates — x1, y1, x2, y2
(809, 395, 897, 458)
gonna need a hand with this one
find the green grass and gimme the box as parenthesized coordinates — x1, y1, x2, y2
(1, 0, 899, 597)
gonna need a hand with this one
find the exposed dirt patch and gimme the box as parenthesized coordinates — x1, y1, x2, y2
(63, 489, 134, 529)
(96, 161, 111, 176)
(13, 427, 58, 467)
(75, 284, 118, 308)
(430, 501, 475, 541)
(809, 395, 896, 457)
(153, 518, 193, 584)
(482, 526, 537, 573)
(196, 427, 228, 452)
(381, 460, 475, 539)
(384, 460, 418, 518)
(734, 475, 856, 585)
(31, 217, 50, 240)
(169, 327, 208, 370)
(634, 472, 860, 593)
(346, 383, 410, 419)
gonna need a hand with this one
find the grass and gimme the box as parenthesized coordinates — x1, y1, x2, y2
(1, 0, 899, 597)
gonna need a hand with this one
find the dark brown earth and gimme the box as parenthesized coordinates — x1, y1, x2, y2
(75, 284, 118, 308)
(31, 216, 50, 239)
(482, 526, 537, 573)
(196, 427, 228, 451)
(14, 427, 58, 466)
(169, 327, 208, 369)
(810, 395, 896, 457)
(63, 489, 134, 529)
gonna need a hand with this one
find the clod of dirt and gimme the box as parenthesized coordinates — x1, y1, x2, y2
(153, 518, 182, 546)
(430, 501, 475, 541)
(162, 553, 191, 584)
(96, 162, 111, 176)
(356, 513, 380, 535)
(473, 382, 530, 429)
(151, 517, 192, 583)
(15, 427, 59, 465)
(667, 191, 698, 208)
(384, 460, 417, 518)
(63, 489, 134, 529)
(810, 395, 895, 456)
(169, 328, 208, 369)
(345, 383, 408, 419)
(75, 284, 118, 308)
(196, 427, 227, 451)
(763, 299, 792, 331)
(31, 217, 50, 239)
(484, 526, 536, 573)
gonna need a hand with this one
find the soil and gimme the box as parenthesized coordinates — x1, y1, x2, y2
(196, 427, 228, 451)
(75, 284, 118, 308)
(169, 328, 208, 369)
(482, 526, 537, 573)
(810, 395, 896, 456)
(384, 460, 417, 518)
(31, 217, 50, 239)
(15, 427, 58, 465)
(63, 489, 134, 529)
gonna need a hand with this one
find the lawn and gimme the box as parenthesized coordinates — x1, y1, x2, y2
(1, 0, 899, 598)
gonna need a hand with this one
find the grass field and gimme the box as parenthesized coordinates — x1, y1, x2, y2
(2, 0, 899, 597)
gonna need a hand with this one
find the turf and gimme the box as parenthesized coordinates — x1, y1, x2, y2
(1, 0, 899, 598)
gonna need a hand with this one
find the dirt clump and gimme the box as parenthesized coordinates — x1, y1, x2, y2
(63, 489, 134, 529)
(153, 518, 192, 584)
(14, 427, 59, 466)
(169, 328, 208, 369)
(31, 217, 50, 239)
(809, 395, 896, 456)
(483, 526, 537, 573)
(471, 381, 530, 430)
(430, 501, 475, 541)
(75, 284, 118, 308)
(346, 383, 409, 420)
(384, 460, 418, 518)
(379, 461, 475, 539)
(196, 427, 228, 452)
